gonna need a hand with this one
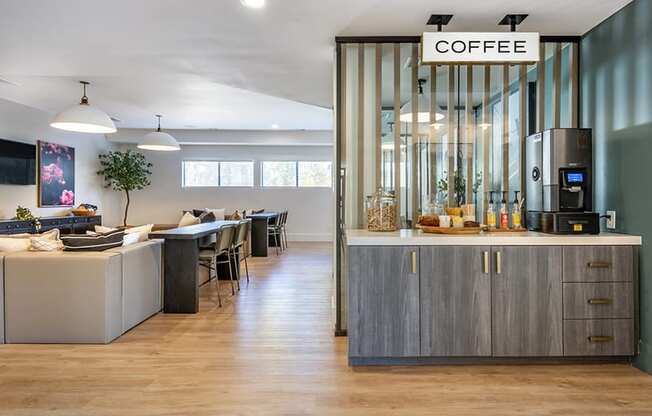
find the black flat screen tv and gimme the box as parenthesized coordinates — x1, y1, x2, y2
(0, 138, 36, 185)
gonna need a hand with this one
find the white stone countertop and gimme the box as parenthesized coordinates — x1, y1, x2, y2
(345, 229, 642, 246)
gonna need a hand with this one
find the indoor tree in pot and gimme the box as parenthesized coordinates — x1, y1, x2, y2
(97, 150, 153, 227)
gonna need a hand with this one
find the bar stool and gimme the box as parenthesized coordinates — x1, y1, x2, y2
(268, 214, 282, 256)
(279, 211, 288, 250)
(198, 224, 237, 307)
(232, 220, 251, 283)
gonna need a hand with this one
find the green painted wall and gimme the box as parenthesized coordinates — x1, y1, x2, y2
(581, 0, 652, 374)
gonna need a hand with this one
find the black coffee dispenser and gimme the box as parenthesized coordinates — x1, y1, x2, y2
(525, 128, 599, 234)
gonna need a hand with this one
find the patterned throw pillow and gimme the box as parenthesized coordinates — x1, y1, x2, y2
(178, 212, 200, 227)
(61, 229, 125, 252)
(198, 211, 216, 223)
(30, 236, 64, 251)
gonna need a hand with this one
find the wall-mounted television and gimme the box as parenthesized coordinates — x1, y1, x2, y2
(0, 138, 36, 185)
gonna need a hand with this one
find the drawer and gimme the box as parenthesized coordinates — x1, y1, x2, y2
(563, 283, 633, 319)
(563, 319, 634, 356)
(563, 246, 633, 282)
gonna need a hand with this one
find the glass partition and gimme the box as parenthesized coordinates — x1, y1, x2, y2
(337, 38, 579, 230)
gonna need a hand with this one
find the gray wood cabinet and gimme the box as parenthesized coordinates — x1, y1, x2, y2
(348, 246, 420, 358)
(491, 246, 563, 357)
(420, 246, 491, 356)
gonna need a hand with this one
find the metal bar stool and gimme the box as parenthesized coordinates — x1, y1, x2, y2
(232, 220, 251, 283)
(267, 214, 282, 256)
(198, 224, 237, 307)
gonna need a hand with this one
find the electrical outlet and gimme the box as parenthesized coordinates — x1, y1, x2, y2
(607, 210, 616, 230)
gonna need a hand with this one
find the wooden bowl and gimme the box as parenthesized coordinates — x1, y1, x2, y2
(71, 209, 96, 217)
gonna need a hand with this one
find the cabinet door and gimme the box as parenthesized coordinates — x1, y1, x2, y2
(420, 246, 491, 356)
(492, 246, 563, 357)
(348, 246, 420, 357)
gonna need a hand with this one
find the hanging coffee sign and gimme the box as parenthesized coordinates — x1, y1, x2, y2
(421, 32, 540, 64)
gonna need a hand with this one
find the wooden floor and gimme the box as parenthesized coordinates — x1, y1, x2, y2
(1, 242, 651, 415)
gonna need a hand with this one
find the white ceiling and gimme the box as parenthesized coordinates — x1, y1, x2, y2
(0, 0, 632, 131)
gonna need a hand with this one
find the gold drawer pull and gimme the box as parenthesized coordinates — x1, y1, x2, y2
(587, 298, 612, 305)
(587, 335, 613, 343)
(587, 261, 611, 269)
(410, 251, 417, 274)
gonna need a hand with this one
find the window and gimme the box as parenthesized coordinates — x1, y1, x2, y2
(261, 161, 332, 188)
(262, 161, 297, 187)
(182, 161, 253, 187)
(219, 161, 254, 187)
(298, 161, 332, 187)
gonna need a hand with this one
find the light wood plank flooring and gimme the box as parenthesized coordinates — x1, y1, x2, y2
(1, 242, 651, 415)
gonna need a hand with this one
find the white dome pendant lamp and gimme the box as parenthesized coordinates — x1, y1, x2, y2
(50, 81, 117, 134)
(138, 115, 180, 151)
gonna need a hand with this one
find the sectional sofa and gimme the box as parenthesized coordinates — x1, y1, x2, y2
(0, 240, 162, 344)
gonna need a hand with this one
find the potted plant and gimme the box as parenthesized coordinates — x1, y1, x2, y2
(97, 150, 152, 227)
(14, 205, 41, 232)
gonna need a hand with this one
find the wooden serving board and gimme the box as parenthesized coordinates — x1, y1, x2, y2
(416, 225, 482, 235)
(484, 227, 528, 233)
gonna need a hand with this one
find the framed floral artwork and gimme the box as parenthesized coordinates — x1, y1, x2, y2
(38, 141, 75, 207)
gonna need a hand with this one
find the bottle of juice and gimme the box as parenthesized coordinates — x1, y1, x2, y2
(500, 191, 509, 229)
(512, 191, 522, 229)
(486, 191, 497, 228)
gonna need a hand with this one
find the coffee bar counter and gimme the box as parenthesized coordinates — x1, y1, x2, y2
(345, 229, 642, 246)
(345, 228, 642, 366)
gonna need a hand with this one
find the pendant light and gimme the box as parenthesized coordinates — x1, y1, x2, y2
(399, 79, 445, 124)
(50, 81, 117, 134)
(138, 115, 180, 151)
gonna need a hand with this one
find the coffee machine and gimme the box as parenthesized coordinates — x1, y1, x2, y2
(526, 128, 599, 234)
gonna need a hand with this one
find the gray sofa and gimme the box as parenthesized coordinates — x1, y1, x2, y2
(2, 240, 162, 344)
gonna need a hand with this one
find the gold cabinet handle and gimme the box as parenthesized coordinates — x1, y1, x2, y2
(587, 261, 611, 269)
(495, 251, 502, 274)
(587, 298, 612, 305)
(483, 251, 489, 274)
(411, 251, 417, 274)
(587, 335, 613, 343)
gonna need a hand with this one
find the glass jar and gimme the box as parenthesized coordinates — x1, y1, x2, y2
(366, 188, 397, 232)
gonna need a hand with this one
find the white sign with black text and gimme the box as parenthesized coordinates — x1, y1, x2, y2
(422, 32, 540, 64)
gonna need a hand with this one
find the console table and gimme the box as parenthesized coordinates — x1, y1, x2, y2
(0, 215, 102, 235)
(150, 220, 241, 313)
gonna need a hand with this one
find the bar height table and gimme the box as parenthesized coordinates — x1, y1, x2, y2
(246, 212, 279, 257)
(150, 220, 240, 313)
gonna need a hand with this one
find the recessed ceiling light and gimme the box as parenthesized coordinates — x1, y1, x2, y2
(271, 123, 279, 129)
(241, 0, 265, 9)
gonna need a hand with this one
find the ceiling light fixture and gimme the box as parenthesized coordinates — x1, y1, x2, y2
(50, 81, 117, 134)
(271, 123, 279, 129)
(138, 115, 180, 151)
(240, 0, 265, 9)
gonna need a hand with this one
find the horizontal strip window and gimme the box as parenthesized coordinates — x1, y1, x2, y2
(261, 161, 332, 188)
(182, 160, 254, 187)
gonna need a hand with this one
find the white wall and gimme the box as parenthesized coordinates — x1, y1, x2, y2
(118, 138, 334, 241)
(0, 98, 121, 224)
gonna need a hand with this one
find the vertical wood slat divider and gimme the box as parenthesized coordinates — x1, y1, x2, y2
(482, 65, 491, 222)
(411, 44, 419, 225)
(570, 43, 579, 128)
(552, 42, 562, 128)
(375, 44, 382, 188)
(393, 44, 401, 226)
(466, 66, 473, 205)
(447, 66, 455, 206)
(502, 64, 509, 196)
(537, 44, 545, 132)
(357, 45, 365, 228)
(429, 65, 437, 198)
(340, 47, 347, 171)
(519, 64, 527, 197)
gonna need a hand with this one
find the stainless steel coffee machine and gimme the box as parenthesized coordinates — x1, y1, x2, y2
(526, 128, 599, 234)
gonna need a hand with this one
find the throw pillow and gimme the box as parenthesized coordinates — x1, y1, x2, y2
(252, 209, 265, 214)
(29, 236, 64, 252)
(95, 225, 118, 234)
(192, 209, 207, 218)
(198, 211, 216, 223)
(0, 237, 31, 253)
(178, 212, 200, 227)
(206, 208, 225, 220)
(125, 223, 153, 242)
(61, 230, 125, 252)
(122, 232, 140, 247)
